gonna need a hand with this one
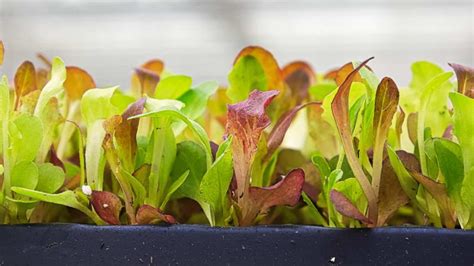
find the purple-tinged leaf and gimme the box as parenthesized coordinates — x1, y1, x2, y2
(136, 204, 176, 224)
(49, 146, 65, 171)
(377, 157, 409, 226)
(240, 168, 305, 226)
(448, 63, 474, 98)
(330, 189, 373, 225)
(91, 191, 123, 225)
(282, 61, 315, 104)
(331, 57, 378, 223)
(135, 68, 160, 96)
(115, 98, 146, 171)
(226, 89, 279, 200)
(409, 171, 456, 228)
(372, 77, 400, 196)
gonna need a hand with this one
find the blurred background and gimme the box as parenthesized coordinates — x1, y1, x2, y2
(0, 0, 472, 89)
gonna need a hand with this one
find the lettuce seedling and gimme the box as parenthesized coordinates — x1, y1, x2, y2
(0, 40, 473, 229)
(226, 90, 305, 226)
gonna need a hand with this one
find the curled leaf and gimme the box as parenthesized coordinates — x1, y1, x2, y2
(91, 191, 123, 225)
(131, 59, 164, 97)
(234, 46, 283, 92)
(448, 63, 473, 98)
(249, 168, 305, 210)
(226, 90, 279, 200)
(136, 204, 176, 224)
(330, 189, 372, 225)
(241, 168, 305, 226)
(135, 68, 160, 96)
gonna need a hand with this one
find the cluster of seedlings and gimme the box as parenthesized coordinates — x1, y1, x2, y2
(0, 41, 472, 228)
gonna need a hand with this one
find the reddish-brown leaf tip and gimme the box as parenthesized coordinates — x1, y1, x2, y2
(226, 89, 279, 153)
(448, 63, 474, 98)
(14, 60, 37, 110)
(64, 66, 96, 101)
(0, 41, 4, 66)
(136, 204, 176, 225)
(91, 191, 123, 225)
(250, 168, 305, 209)
(330, 189, 373, 225)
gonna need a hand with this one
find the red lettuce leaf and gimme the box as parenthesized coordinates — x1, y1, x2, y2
(448, 63, 474, 98)
(226, 89, 279, 199)
(136, 204, 176, 224)
(91, 191, 123, 225)
(330, 189, 373, 225)
(281, 61, 315, 104)
(239, 168, 305, 226)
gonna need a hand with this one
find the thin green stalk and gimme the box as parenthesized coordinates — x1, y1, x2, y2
(2, 98, 10, 198)
(104, 138, 136, 224)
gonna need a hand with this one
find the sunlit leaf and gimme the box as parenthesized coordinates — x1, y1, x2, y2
(234, 46, 283, 93)
(33, 57, 66, 117)
(64, 66, 96, 102)
(227, 55, 267, 103)
(155, 75, 192, 99)
(14, 61, 37, 110)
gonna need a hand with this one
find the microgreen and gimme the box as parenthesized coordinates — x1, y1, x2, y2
(0, 40, 472, 229)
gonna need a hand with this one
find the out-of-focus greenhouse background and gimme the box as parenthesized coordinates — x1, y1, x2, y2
(0, 0, 472, 88)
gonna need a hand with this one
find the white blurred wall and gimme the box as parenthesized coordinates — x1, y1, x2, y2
(0, 0, 472, 88)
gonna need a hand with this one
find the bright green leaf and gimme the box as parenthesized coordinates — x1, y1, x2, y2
(227, 55, 267, 103)
(11, 161, 38, 190)
(155, 75, 192, 99)
(36, 163, 65, 193)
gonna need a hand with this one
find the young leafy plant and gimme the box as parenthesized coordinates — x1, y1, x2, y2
(0, 40, 472, 229)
